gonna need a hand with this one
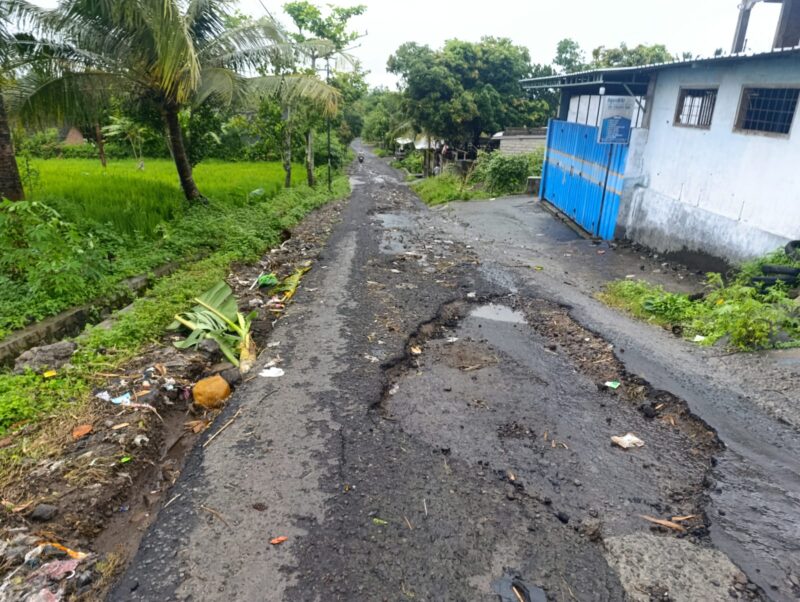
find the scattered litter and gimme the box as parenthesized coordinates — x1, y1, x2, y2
(446, 337, 459, 343)
(693, 335, 707, 342)
(611, 433, 645, 449)
(257, 273, 279, 288)
(27, 589, 60, 602)
(42, 370, 57, 379)
(133, 434, 150, 447)
(265, 296, 286, 311)
(410, 345, 422, 355)
(111, 392, 132, 405)
(625, 274, 637, 279)
(671, 514, 698, 522)
(71, 424, 93, 440)
(111, 423, 130, 431)
(388, 383, 400, 396)
(533, 266, 544, 271)
(604, 380, 621, 390)
(372, 518, 388, 526)
(270, 536, 288, 545)
(597, 250, 606, 255)
(32, 558, 81, 581)
(39, 542, 87, 560)
(267, 342, 281, 348)
(259, 367, 285, 378)
(119, 456, 132, 464)
(364, 354, 380, 363)
(467, 292, 477, 299)
(390, 269, 401, 274)
(639, 514, 686, 532)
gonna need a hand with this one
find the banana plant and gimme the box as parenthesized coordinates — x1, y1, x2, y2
(170, 282, 258, 374)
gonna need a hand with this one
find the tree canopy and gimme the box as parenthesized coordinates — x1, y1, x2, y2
(554, 38, 689, 73)
(387, 37, 555, 146)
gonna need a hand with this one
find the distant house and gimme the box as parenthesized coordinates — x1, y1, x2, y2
(490, 127, 547, 155)
(522, 25, 800, 263)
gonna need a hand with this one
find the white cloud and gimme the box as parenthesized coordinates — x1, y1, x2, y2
(30, 0, 785, 88)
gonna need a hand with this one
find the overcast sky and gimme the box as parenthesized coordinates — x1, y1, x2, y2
(32, 0, 784, 87)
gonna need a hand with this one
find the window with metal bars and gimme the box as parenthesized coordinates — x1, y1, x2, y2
(735, 87, 799, 135)
(674, 88, 717, 128)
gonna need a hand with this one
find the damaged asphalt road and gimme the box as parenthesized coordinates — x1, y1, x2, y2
(111, 143, 798, 601)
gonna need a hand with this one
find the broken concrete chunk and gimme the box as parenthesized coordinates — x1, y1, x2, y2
(14, 341, 77, 374)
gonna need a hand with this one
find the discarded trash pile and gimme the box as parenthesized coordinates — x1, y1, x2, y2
(0, 268, 314, 601)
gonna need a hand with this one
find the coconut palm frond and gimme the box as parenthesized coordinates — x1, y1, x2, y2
(11, 69, 123, 128)
(248, 74, 340, 115)
(195, 67, 245, 107)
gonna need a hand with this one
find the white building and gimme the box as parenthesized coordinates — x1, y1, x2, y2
(522, 48, 800, 264)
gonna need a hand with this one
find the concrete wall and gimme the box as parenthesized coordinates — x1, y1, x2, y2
(499, 136, 546, 155)
(618, 56, 800, 263)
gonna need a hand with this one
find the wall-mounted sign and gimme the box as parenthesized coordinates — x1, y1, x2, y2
(598, 96, 635, 144)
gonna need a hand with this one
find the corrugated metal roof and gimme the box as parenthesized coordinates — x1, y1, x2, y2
(521, 45, 800, 89)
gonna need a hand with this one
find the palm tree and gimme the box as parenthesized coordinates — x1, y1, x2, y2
(15, 0, 338, 201)
(0, 1, 42, 200)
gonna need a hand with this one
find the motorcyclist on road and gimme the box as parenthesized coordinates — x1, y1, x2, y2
(358, 153, 365, 163)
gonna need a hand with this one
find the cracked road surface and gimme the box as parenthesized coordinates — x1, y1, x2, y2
(112, 144, 800, 601)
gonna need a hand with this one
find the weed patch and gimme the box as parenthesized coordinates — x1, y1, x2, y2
(411, 173, 491, 206)
(600, 250, 800, 350)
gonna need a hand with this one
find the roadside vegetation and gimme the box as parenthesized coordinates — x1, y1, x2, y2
(409, 149, 544, 205)
(0, 174, 349, 435)
(0, 0, 365, 441)
(0, 160, 306, 339)
(600, 250, 800, 350)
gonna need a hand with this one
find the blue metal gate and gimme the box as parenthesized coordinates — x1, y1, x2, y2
(540, 119, 629, 240)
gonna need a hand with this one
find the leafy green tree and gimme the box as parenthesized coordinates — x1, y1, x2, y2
(283, 1, 365, 185)
(389, 37, 554, 146)
(554, 38, 586, 73)
(14, 0, 337, 202)
(591, 43, 676, 67)
(360, 88, 407, 148)
(388, 41, 474, 146)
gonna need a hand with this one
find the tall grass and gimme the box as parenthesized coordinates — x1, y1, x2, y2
(25, 159, 304, 237)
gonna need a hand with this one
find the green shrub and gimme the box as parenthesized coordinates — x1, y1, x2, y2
(470, 149, 544, 195)
(393, 151, 423, 174)
(602, 259, 800, 351)
(411, 173, 491, 206)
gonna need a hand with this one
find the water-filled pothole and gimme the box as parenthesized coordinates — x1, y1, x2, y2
(470, 304, 526, 324)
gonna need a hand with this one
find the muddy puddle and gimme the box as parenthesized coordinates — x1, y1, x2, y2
(470, 303, 526, 324)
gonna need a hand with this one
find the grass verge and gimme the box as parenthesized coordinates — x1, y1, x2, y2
(599, 250, 800, 351)
(0, 175, 350, 439)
